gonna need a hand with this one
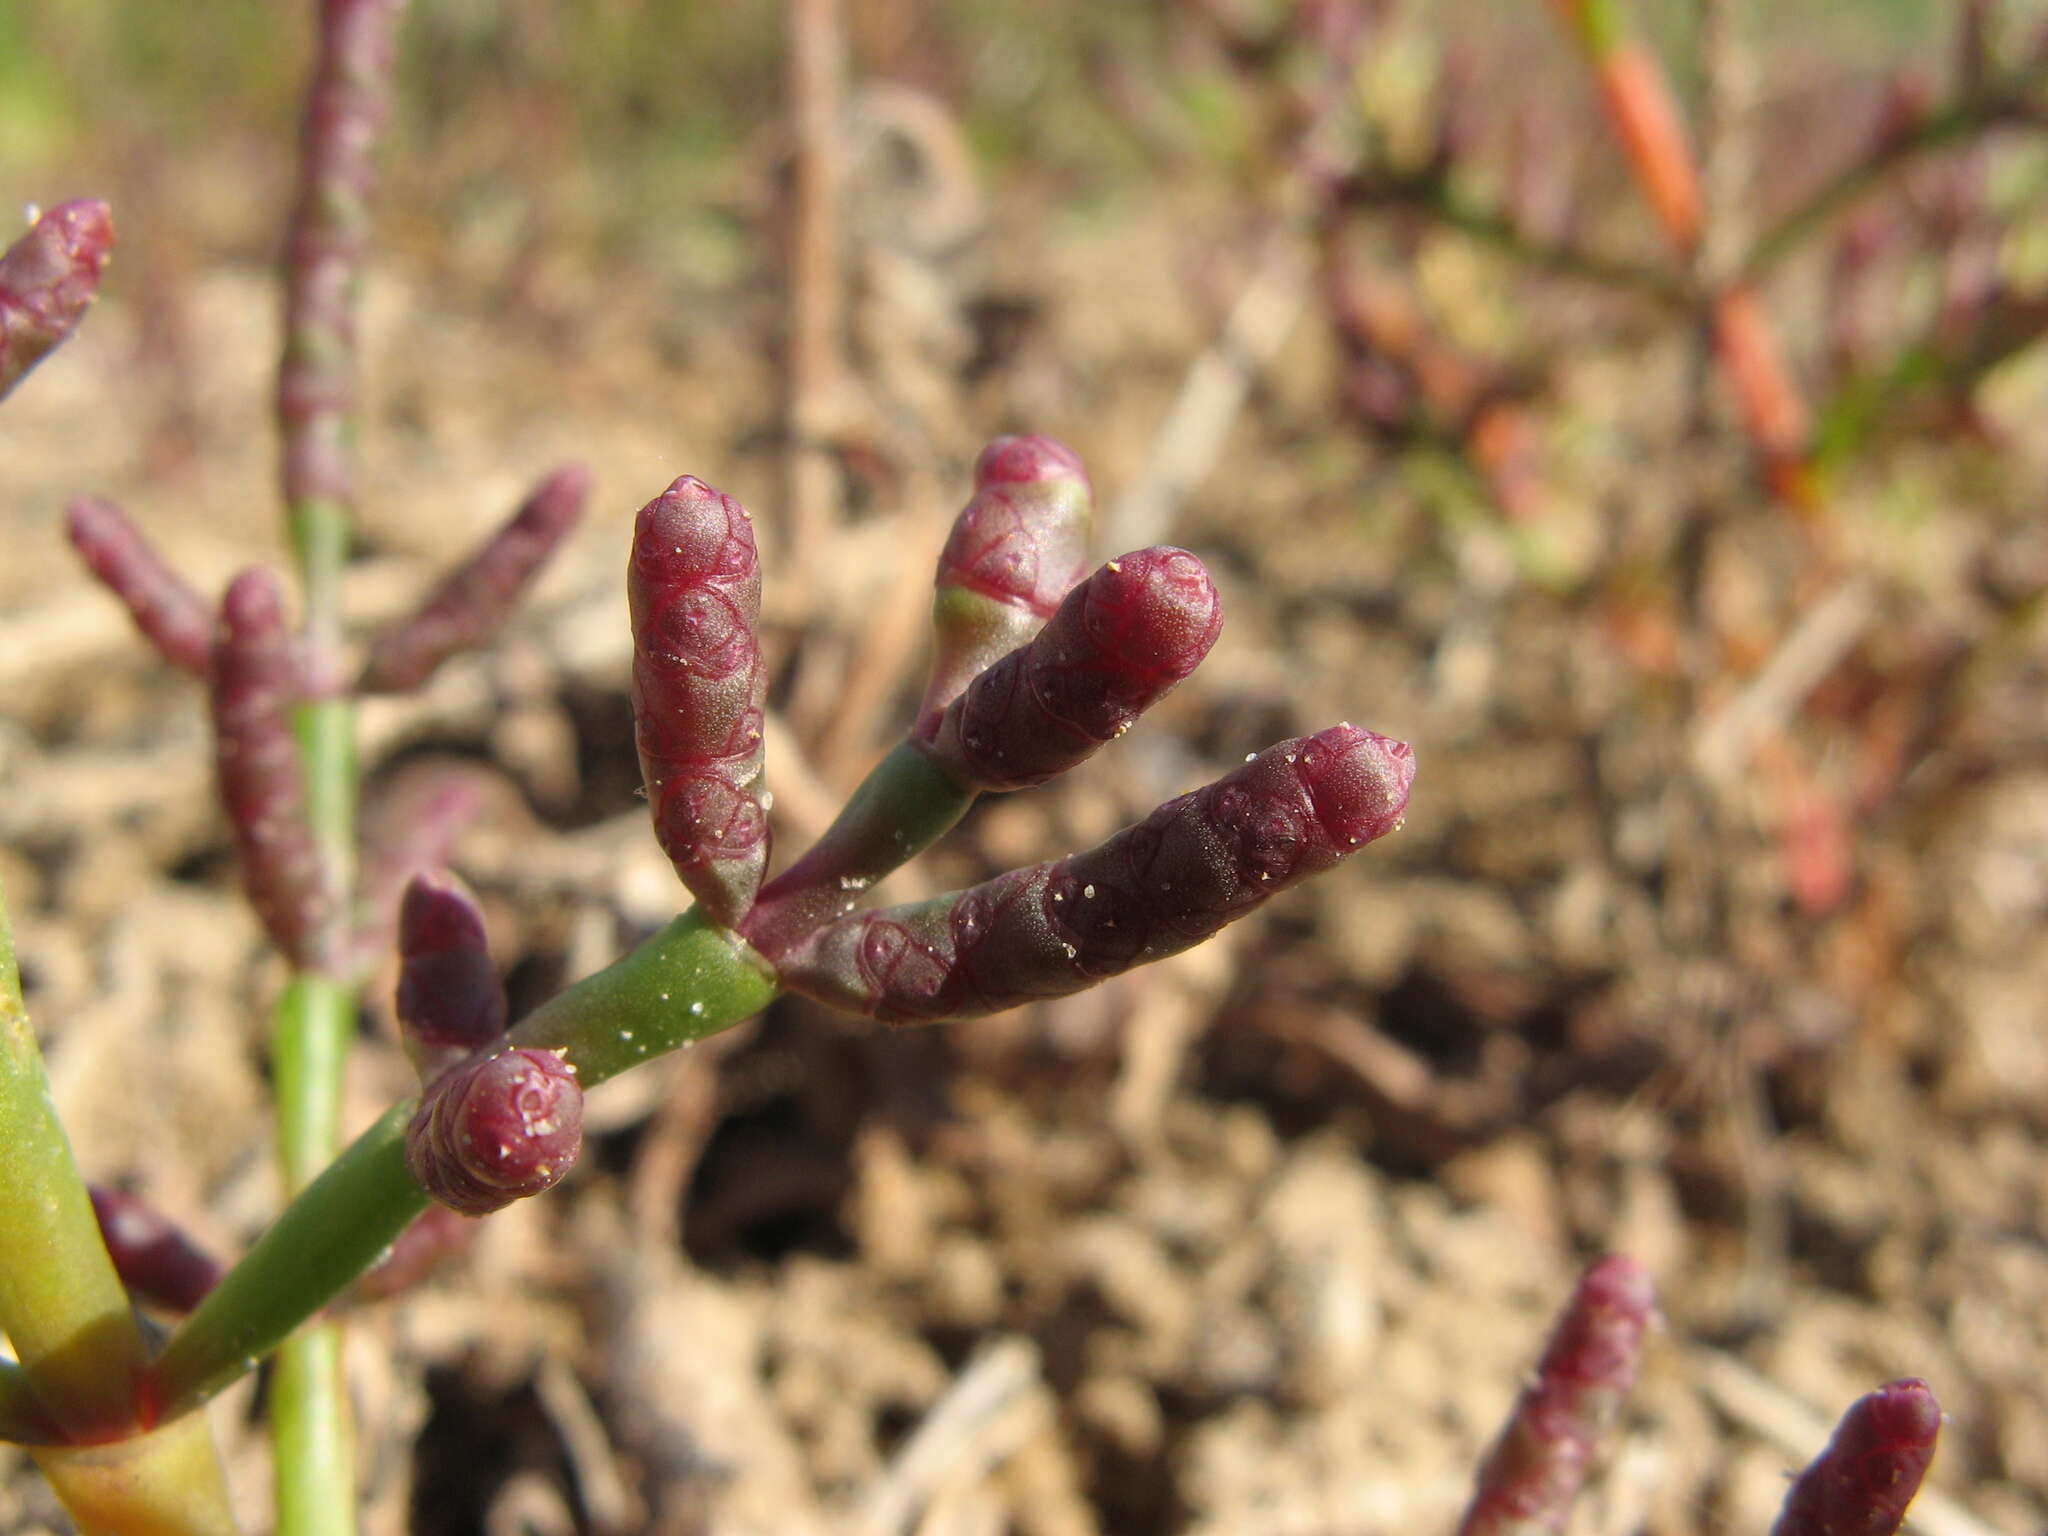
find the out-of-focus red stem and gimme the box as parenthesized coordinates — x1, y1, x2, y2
(88, 1186, 224, 1317)
(65, 497, 214, 678)
(357, 463, 590, 694)
(1595, 43, 1705, 255)
(0, 199, 113, 401)
(782, 0, 847, 594)
(212, 570, 331, 970)
(1546, 0, 1818, 510)
(1459, 1256, 1657, 1536)
(351, 1205, 478, 1301)
(1712, 286, 1819, 512)
(1772, 1379, 1941, 1536)
(279, 0, 408, 685)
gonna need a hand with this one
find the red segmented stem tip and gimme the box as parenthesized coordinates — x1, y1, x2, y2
(1772, 1379, 1941, 1536)
(0, 198, 113, 401)
(781, 723, 1415, 1023)
(212, 568, 330, 969)
(65, 496, 214, 678)
(358, 462, 591, 693)
(1459, 1256, 1657, 1536)
(922, 546, 1223, 791)
(629, 474, 771, 927)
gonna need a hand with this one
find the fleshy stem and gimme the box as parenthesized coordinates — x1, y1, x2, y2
(270, 3, 408, 1533)
(148, 910, 780, 1423)
(0, 892, 238, 1536)
(0, 880, 150, 1443)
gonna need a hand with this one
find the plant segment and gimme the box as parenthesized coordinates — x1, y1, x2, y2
(0, 199, 113, 401)
(1459, 1256, 1655, 1536)
(1772, 1379, 1941, 1536)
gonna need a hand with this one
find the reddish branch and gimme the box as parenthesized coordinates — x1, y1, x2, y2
(629, 475, 771, 928)
(0, 199, 113, 401)
(279, 0, 409, 696)
(781, 724, 1414, 1022)
(278, 0, 406, 524)
(1459, 1255, 1657, 1536)
(65, 497, 214, 678)
(1772, 1379, 1941, 1536)
(212, 570, 329, 969)
(919, 546, 1223, 791)
(358, 464, 590, 693)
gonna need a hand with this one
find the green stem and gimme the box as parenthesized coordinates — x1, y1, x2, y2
(270, 0, 410, 1521)
(274, 969, 356, 1196)
(0, 880, 149, 1443)
(268, 965, 356, 1536)
(150, 910, 780, 1423)
(1746, 57, 2048, 278)
(269, 699, 358, 1532)
(742, 740, 978, 956)
(147, 1105, 423, 1423)
(508, 910, 782, 1084)
(272, 1328, 350, 1536)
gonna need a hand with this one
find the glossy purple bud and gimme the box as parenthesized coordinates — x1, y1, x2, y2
(405, 1048, 584, 1217)
(781, 724, 1414, 1023)
(395, 871, 506, 1081)
(922, 546, 1222, 790)
(1772, 1380, 1941, 1536)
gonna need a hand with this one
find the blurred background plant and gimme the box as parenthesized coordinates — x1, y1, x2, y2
(1, 0, 2045, 1531)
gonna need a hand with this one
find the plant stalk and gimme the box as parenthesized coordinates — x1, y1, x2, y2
(151, 910, 779, 1423)
(0, 881, 149, 1443)
(269, 1, 408, 1528)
